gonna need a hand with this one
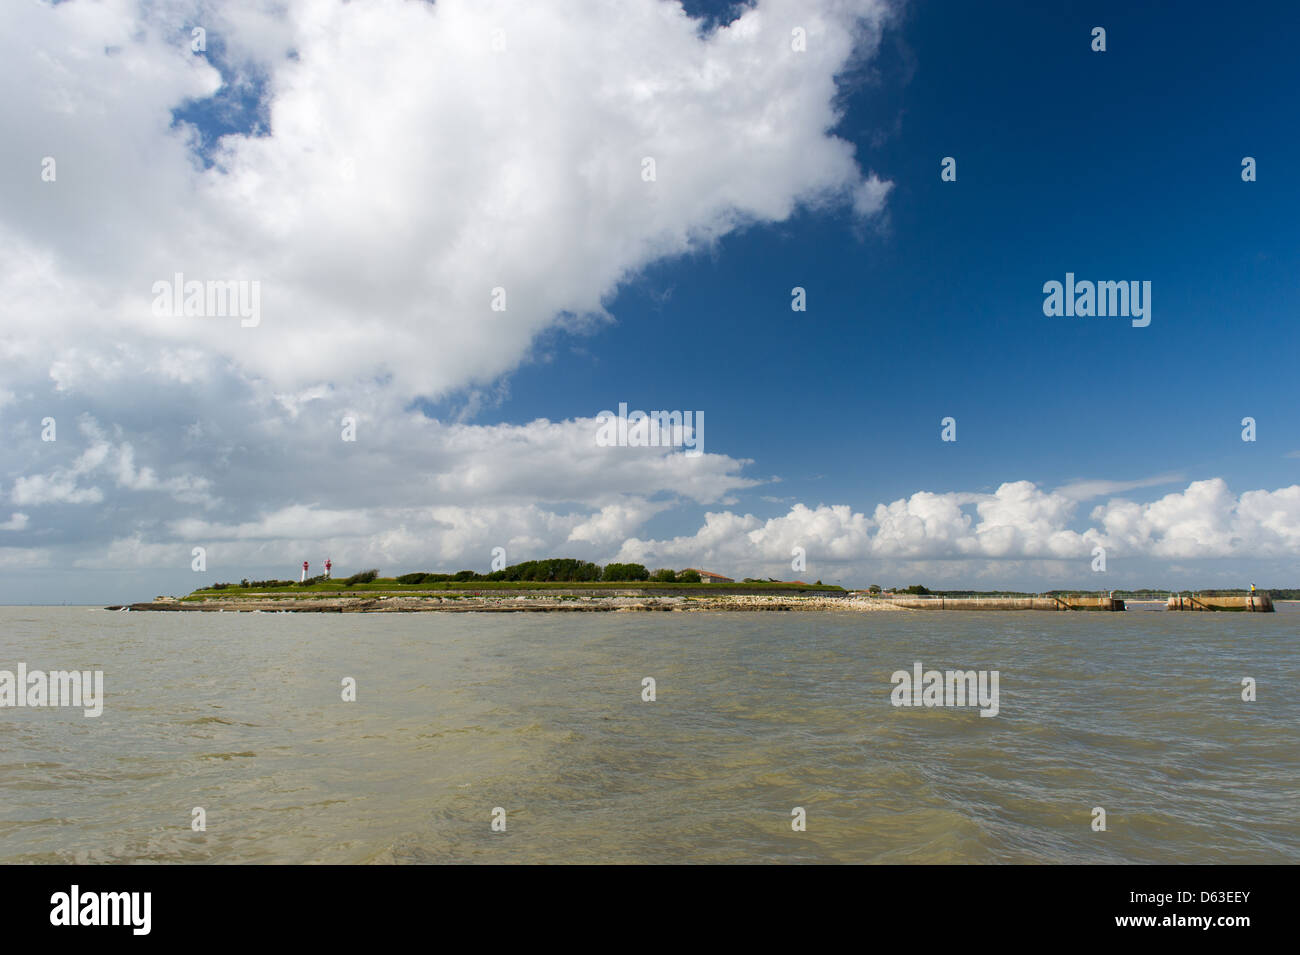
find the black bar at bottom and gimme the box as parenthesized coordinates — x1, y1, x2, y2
(0, 863, 1285, 942)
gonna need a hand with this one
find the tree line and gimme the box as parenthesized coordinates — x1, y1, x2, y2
(205, 560, 705, 589)
(395, 559, 702, 584)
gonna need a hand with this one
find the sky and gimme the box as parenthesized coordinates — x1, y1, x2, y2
(1, 0, 1297, 603)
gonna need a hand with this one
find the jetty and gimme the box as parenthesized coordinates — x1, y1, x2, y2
(874, 595, 1125, 611)
(1166, 594, 1274, 612)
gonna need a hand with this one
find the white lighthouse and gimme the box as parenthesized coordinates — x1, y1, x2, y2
(302, 560, 309, 583)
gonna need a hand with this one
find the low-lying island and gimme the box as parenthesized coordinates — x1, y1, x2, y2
(108, 581, 1278, 613)
(111, 588, 901, 613)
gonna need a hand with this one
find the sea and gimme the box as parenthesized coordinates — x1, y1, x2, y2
(1, 606, 1295, 864)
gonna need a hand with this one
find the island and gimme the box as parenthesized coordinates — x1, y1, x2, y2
(106, 560, 1281, 613)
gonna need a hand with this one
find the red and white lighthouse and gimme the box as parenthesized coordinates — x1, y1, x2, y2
(325, 559, 332, 579)
(302, 560, 309, 583)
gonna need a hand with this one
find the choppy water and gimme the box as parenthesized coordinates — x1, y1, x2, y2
(0, 606, 1295, 864)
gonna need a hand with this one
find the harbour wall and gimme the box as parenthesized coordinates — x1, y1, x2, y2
(877, 596, 1126, 611)
(1166, 594, 1274, 612)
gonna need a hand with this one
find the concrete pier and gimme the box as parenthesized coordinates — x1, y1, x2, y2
(881, 595, 1125, 611)
(1166, 594, 1274, 612)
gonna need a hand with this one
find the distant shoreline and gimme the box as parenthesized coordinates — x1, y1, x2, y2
(105, 591, 1294, 614)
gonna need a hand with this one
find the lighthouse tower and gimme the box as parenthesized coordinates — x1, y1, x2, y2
(325, 559, 332, 579)
(302, 560, 309, 583)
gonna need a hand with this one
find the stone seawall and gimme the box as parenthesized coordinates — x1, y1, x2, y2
(1166, 594, 1274, 612)
(879, 595, 1125, 611)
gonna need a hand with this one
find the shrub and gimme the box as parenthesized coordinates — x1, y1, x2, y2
(678, 569, 701, 583)
(652, 568, 677, 582)
(344, 569, 379, 586)
(396, 573, 428, 585)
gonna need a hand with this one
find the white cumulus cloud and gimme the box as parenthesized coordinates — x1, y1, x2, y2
(1, 0, 895, 402)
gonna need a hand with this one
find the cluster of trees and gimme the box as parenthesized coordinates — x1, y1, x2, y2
(208, 578, 295, 590)
(394, 559, 704, 584)
(653, 568, 701, 583)
(208, 569, 379, 590)
(207, 560, 726, 591)
(601, 562, 649, 582)
(395, 559, 601, 583)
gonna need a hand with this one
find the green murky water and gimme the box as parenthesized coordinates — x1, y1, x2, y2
(0, 606, 1294, 863)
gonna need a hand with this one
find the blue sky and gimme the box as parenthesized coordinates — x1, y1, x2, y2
(1, 0, 1297, 601)
(480, 0, 1299, 550)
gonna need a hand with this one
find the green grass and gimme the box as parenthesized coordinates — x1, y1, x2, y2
(183, 578, 844, 600)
